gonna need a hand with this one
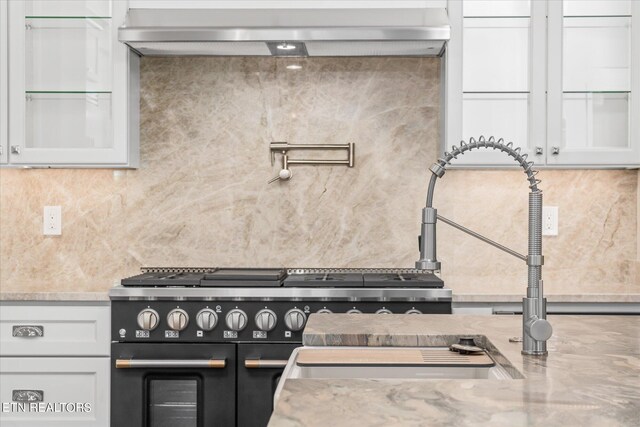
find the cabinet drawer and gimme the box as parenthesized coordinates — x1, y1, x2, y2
(0, 357, 109, 427)
(0, 304, 109, 356)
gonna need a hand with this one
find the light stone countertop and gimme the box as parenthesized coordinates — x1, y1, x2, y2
(269, 314, 640, 427)
(0, 291, 637, 303)
(0, 292, 110, 301)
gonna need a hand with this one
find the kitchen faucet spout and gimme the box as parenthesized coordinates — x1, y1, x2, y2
(416, 136, 552, 356)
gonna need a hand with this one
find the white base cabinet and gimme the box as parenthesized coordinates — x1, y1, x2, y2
(0, 357, 109, 427)
(0, 302, 110, 427)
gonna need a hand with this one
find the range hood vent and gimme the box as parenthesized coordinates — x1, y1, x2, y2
(118, 8, 450, 57)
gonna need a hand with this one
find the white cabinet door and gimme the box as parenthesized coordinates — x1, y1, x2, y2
(446, 0, 639, 168)
(0, 357, 109, 427)
(444, 0, 544, 166)
(546, 0, 639, 166)
(6, 0, 137, 167)
(0, 0, 7, 164)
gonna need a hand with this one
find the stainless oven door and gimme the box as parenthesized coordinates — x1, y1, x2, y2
(238, 343, 300, 427)
(111, 343, 235, 427)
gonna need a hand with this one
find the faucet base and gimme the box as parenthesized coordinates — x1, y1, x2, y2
(521, 350, 548, 356)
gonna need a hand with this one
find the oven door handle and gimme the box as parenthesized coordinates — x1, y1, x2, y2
(244, 359, 289, 369)
(115, 359, 226, 369)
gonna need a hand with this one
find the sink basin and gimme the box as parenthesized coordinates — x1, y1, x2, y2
(274, 346, 515, 405)
(284, 346, 513, 381)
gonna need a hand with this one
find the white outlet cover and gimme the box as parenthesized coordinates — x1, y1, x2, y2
(43, 206, 62, 236)
(542, 206, 558, 236)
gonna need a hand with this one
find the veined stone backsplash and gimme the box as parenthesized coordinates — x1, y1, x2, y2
(0, 57, 637, 294)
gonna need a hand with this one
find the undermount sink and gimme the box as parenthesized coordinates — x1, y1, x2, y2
(284, 346, 514, 381)
(274, 346, 517, 404)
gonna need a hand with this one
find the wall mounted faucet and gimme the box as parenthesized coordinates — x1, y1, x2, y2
(416, 136, 552, 356)
(268, 142, 355, 183)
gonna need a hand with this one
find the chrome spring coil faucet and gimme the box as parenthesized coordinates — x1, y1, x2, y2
(416, 136, 552, 356)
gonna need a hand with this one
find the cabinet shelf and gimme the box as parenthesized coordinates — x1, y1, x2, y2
(26, 91, 112, 94)
(26, 16, 111, 19)
(563, 90, 630, 94)
(564, 15, 632, 18)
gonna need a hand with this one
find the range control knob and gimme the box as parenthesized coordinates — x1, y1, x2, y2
(376, 308, 393, 314)
(195, 309, 218, 331)
(167, 308, 189, 331)
(137, 308, 160, 331)
(405, 309, 423, 315)
(346, 309, 362, 314)
(225, 309, 248, 331)
(255, 309, 277, 332)
(284, 309, 307, 331)
(316, 308, 333, 314)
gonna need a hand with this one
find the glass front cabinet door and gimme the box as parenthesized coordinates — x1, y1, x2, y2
(547, 0, 639, 166)
(446, 0, 639, 168)
(6, 0, 139, 167)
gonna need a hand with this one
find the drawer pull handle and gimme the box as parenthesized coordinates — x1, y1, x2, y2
(115, 359, 226, 369)
(12, 325, 44, 337)
(12, 390, 44, 402)
(244, 359, 288, 369)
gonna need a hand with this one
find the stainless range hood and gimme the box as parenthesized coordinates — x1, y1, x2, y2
(118, 8, 450, 57)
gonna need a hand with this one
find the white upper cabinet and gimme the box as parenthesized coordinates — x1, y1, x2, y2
(546, 0, 638, 166)
(4, 0, 139, 168)
(0, 0, 7, 164)
(446, 0, 640, 168)
(446, 0, 542, 166)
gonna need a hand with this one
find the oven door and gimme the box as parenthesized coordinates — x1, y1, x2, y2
(111, 343, 235, 427)
(237, 343, 300, 427)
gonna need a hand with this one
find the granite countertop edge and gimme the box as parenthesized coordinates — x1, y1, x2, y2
(0, 291, 110, 301)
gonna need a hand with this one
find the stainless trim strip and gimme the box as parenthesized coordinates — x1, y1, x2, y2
(118, 8, 450, 43)
(109, 286, 452, 301)
(120, 27, 451, 43)
(115, 359, 226, 369)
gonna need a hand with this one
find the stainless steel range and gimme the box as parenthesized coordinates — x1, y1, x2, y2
(109, 267, 452, 427)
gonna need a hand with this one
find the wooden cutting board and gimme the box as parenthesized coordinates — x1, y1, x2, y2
(296, 348, 494, 367)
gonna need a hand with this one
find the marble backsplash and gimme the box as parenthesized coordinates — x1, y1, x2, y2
(0, 57, 637, 294)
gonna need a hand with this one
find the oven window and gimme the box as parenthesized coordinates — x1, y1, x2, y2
(148, 378, 199, 427)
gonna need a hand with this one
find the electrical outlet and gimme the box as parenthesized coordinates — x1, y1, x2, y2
(43, 206, 62, 236)
(542, 206, 558, 236)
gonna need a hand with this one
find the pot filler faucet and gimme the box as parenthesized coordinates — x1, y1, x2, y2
(416, 136, 552, 356)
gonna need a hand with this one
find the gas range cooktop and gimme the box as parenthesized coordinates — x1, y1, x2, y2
(121, 267, 444, 289)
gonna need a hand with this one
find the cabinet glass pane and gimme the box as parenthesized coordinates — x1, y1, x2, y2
(25, 93, 113, 149)
(464, 0, 530, 17)
(462, 93, 529, 147)
(563, 93, 629, 149)
(564, 0, 631, 17)
(463, 18, 530, 92)
(148, 379, 198, 427)
(26, 1, 111, 17)
(563, 17, 631, 92)
(26, 18, 112, 91)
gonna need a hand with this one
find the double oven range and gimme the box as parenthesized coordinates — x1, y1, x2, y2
(110, 268, 452, 427)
